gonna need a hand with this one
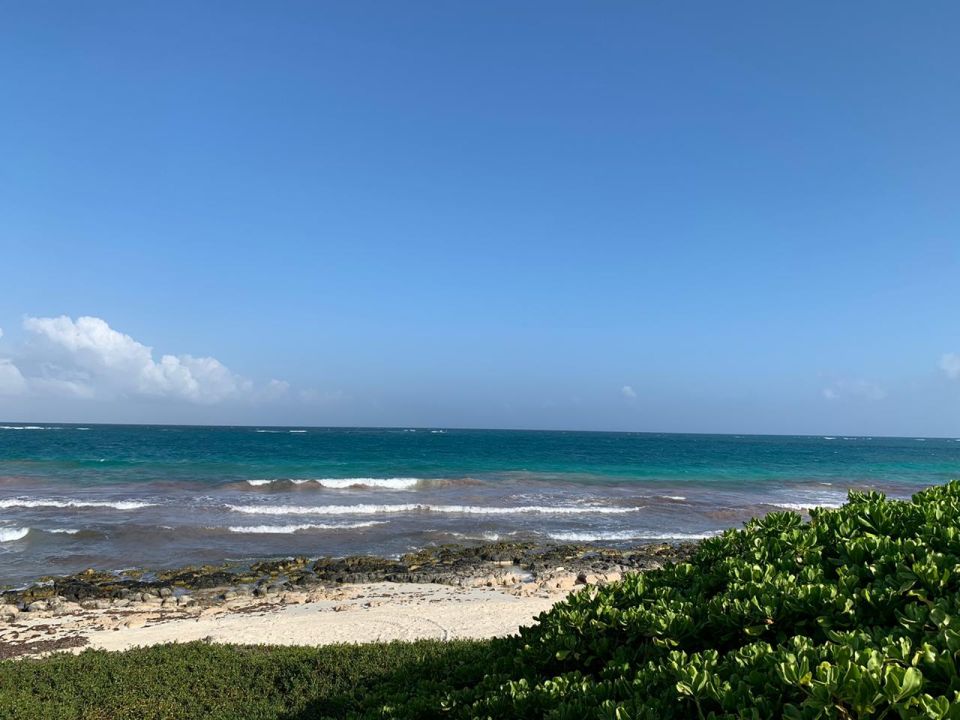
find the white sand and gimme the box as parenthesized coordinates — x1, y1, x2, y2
(1, 582, 566, 658)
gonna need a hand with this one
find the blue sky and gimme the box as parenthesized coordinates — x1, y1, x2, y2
(0, 2, 958, 435)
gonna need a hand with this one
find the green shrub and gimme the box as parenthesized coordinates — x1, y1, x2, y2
(441, 481, 960, 718)
(0, 639, 494, 719)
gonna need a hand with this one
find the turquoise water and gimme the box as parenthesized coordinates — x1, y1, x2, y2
(1, 424, 958, 585)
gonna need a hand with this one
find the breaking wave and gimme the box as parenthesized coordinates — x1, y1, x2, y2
(0, 527, 30, 542)
(547, 530, 721, 541)
(0, 498, 155, 510)
(770, 500, 846, 511)
(0, 425, 59, 431)
(226, 521, 386, 534)
(246, 477, 421, 490)
(226, 503, 643, 516)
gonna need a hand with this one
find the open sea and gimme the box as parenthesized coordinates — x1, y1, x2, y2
(1, 424, 958, 586)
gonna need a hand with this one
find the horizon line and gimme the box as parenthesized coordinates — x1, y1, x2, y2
(0, 420, 956, 441)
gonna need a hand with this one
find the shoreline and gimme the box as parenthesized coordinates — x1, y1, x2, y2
(0, 541, 693, 659)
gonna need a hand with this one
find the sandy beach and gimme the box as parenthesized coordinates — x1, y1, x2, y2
(1, 541, 687, 660)
(1, 581, 564, 659)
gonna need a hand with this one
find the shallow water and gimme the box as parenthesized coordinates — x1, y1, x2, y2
(1, 424, 958, 585)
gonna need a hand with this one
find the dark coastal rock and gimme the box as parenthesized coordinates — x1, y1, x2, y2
(0, 541, 698, 612)
(158, 567, 240, 589)
(250, 556, 310, 576)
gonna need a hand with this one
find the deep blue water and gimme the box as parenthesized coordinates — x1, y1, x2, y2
(1, 424, 958, 585)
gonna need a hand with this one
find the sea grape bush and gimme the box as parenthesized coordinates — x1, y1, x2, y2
(441, 481, 960, 719)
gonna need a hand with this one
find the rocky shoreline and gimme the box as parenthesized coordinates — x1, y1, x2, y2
(1, 541, 695, 621)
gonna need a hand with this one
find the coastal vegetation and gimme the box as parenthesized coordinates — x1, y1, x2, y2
(4, 481, 960, 718)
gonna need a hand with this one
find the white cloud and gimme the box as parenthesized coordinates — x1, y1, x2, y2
(258, 379, 290, 401)
(821, 378, 886, 401)
(941, 353, 960, 381)
(621, 385, 637, 400)
(14, 315, 273, 404)
(28, 376, 96, 398)
(0, 358, 28, 395)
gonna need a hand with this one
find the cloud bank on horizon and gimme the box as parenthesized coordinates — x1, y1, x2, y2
(942, 354, 960, 382)
(0, 314, 957, 433)
(0, 315, 287, 404)
(821, 379, 888, 402)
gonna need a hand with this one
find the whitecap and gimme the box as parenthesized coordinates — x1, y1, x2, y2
(316, 478, 420, 490)
(246, 478, 422, 490)
(47, 528, 80, 534)
(226, 503, 643, 516)
(0, 527, 30, 542)
(547, 530, 720, 542)
(770, 500, 845, 511)
(0, 498, 155, 510)
(449, 531, 501, 541)
(226, 521, 386, 534)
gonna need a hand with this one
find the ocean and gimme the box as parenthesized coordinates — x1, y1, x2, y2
(1, 424, 958, 586)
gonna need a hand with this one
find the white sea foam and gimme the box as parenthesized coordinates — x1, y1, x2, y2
(226, 503, 643, 516)
(0, 498, 155, 510)
(449, 531, 502, 541)
(0, 425, 55, 430)
(227, 521, 386, 534)
(289, 430, 307, 433)
(660, 495, 687, 501)
(318, 478, 420, 490)
(48, 528, 80, 534)
(547, 530, 721, 542)
(771, 500, 846, 511)
(0, 527, 30, 542)
(246, 478, 421, 490)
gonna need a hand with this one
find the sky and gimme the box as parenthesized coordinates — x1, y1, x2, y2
(0, 2, 958, 436)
